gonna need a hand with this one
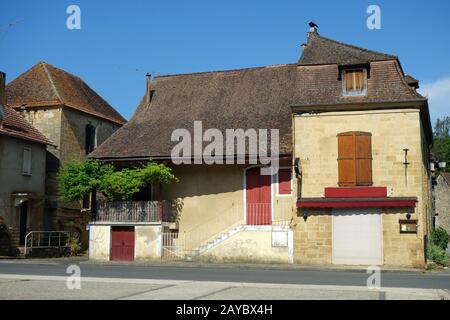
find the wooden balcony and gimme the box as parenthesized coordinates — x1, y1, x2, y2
(94, 201, 175, 223)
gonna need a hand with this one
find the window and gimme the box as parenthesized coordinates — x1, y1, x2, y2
(343, 69, 366, 96)
(22, 147, 32, 175)
(277, 168, 292, 196)
(85, 124, 97, 154)
(337, 131, 372, 186)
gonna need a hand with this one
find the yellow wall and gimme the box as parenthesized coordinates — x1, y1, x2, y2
(293, 108, 432, 267)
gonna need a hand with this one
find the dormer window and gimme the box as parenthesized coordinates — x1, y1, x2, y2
(342, 69, 367, 96)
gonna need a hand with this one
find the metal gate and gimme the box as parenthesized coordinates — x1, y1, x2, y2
(162, 231, 186, 260)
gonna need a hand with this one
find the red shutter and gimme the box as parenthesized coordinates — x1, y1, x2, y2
(278, 169, 292, 195)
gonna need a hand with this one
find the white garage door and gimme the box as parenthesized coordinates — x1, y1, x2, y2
(332, 208, 383, 265)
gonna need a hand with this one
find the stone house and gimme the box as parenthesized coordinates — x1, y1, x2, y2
(6, 62, 126, 244)
(88, 25, 432, 267)
(0, 71, 54, 250)
(435, 172, 450, 236)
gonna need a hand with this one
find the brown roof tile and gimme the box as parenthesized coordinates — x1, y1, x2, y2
(90, 32, 430, 160)
(6, 62, 126, 125)
(90, 64, 297, 159)
(298, 31, 397, 66)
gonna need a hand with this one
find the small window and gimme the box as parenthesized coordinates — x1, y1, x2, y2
(22, 147, 32, 175)
(85, 124, 97, 154)
(277, 169, 292, 196)
(343, 69, 366, 96)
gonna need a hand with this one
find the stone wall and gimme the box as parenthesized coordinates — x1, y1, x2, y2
(435, 175, 450, 235)
(293, 209, 332, 265)
(292, 108, 432, 267)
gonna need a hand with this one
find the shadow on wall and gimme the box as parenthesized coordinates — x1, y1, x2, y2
(0, 216, 20, 257)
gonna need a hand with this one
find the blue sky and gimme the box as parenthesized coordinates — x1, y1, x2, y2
(1, 0, 449, 124)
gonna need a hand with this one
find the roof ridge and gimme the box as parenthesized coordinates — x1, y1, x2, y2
(40, 62, 64, 104)
(154, 63, 296, 79)
(313, 33, 397, 60)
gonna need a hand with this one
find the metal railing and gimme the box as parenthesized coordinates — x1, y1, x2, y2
(95, 200, 174, 223)
(24, 231, 70, 256)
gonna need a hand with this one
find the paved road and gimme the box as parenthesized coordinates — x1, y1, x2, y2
(0, 261, 449, 290)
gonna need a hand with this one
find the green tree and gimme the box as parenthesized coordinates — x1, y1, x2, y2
(433, 117, 450, 172)
(58, 160, 178, 202)
(58, 160, 114, 202)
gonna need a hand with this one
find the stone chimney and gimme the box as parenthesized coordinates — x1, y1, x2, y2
(0, 72, 5, 128)
(146, 73, 151, 104)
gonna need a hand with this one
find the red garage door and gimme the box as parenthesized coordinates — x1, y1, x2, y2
(111, 226, 135, 261)
(246, 167, 272, 225)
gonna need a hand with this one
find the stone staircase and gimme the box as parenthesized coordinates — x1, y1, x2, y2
(187, 224, 290, 259)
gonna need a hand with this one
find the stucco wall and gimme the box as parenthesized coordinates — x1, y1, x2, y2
(135, 225, 162, 260)
(88, 225, 111, 261)
(0, 135, 46, 232)
(292, 109, 431, 267)
(435, 175, 450, 235)
(161, 164, 295, 250)
(199, 227, 293, 263)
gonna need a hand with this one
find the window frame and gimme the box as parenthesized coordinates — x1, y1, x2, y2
(85, 124, 97, 155)
(342, 68, 367, 97)
(276, 167, 293, 196)
(22, 147, 32, 176)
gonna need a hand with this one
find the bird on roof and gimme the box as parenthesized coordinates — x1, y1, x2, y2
(309, 21, 318, 29)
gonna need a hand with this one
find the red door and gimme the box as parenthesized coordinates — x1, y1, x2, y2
(111, 226, 135, 261)
(246, 167, 272, 225)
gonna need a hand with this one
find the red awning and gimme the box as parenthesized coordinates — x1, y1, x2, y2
(296, 197, 417, 208)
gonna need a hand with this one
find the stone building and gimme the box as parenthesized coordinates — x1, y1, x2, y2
(435, 172, 450, 235)
(88, 25, 432, 267)
(6, 62, 126, 244)
(0, 71, 54, 250)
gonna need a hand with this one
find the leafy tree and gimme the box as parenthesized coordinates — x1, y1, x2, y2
(433, 117, 450, 172)
(58, 160, 114, 202)
(100, 168, 142, 201)
(58, 160, 178, 202)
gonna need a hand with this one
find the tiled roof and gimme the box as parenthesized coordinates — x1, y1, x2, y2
(90, 31, 431, 159)
(6, 62, 126, 125)
(0, 105, 54, 146)
(298, 31, 397, 66)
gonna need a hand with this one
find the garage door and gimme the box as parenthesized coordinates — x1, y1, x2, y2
(332, 208, 383, 265)
(111, 226, 135, 261)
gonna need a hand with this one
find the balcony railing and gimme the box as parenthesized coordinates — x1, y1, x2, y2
(94, 200, 175, 223)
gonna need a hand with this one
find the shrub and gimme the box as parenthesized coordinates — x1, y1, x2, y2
(430, 227, 449, 250)
(67, 234, 82, 256)
(427, 244, 448, 266)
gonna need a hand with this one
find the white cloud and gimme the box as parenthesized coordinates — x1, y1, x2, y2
(418, 77, 450, 123)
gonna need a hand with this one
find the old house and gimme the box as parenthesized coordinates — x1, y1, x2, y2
(435, 172, 450, 236)
(0, 71, 54, 250)
(6, 62, 126, 244)
(89, 25, 432, 267)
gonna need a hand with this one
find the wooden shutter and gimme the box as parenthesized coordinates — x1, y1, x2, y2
(338, 132, 372, 186)
(22, 147, 32, 175)
(345, 71, 353, 92)
(355, 70, 364, 92)
(355, 133, 372, 185)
